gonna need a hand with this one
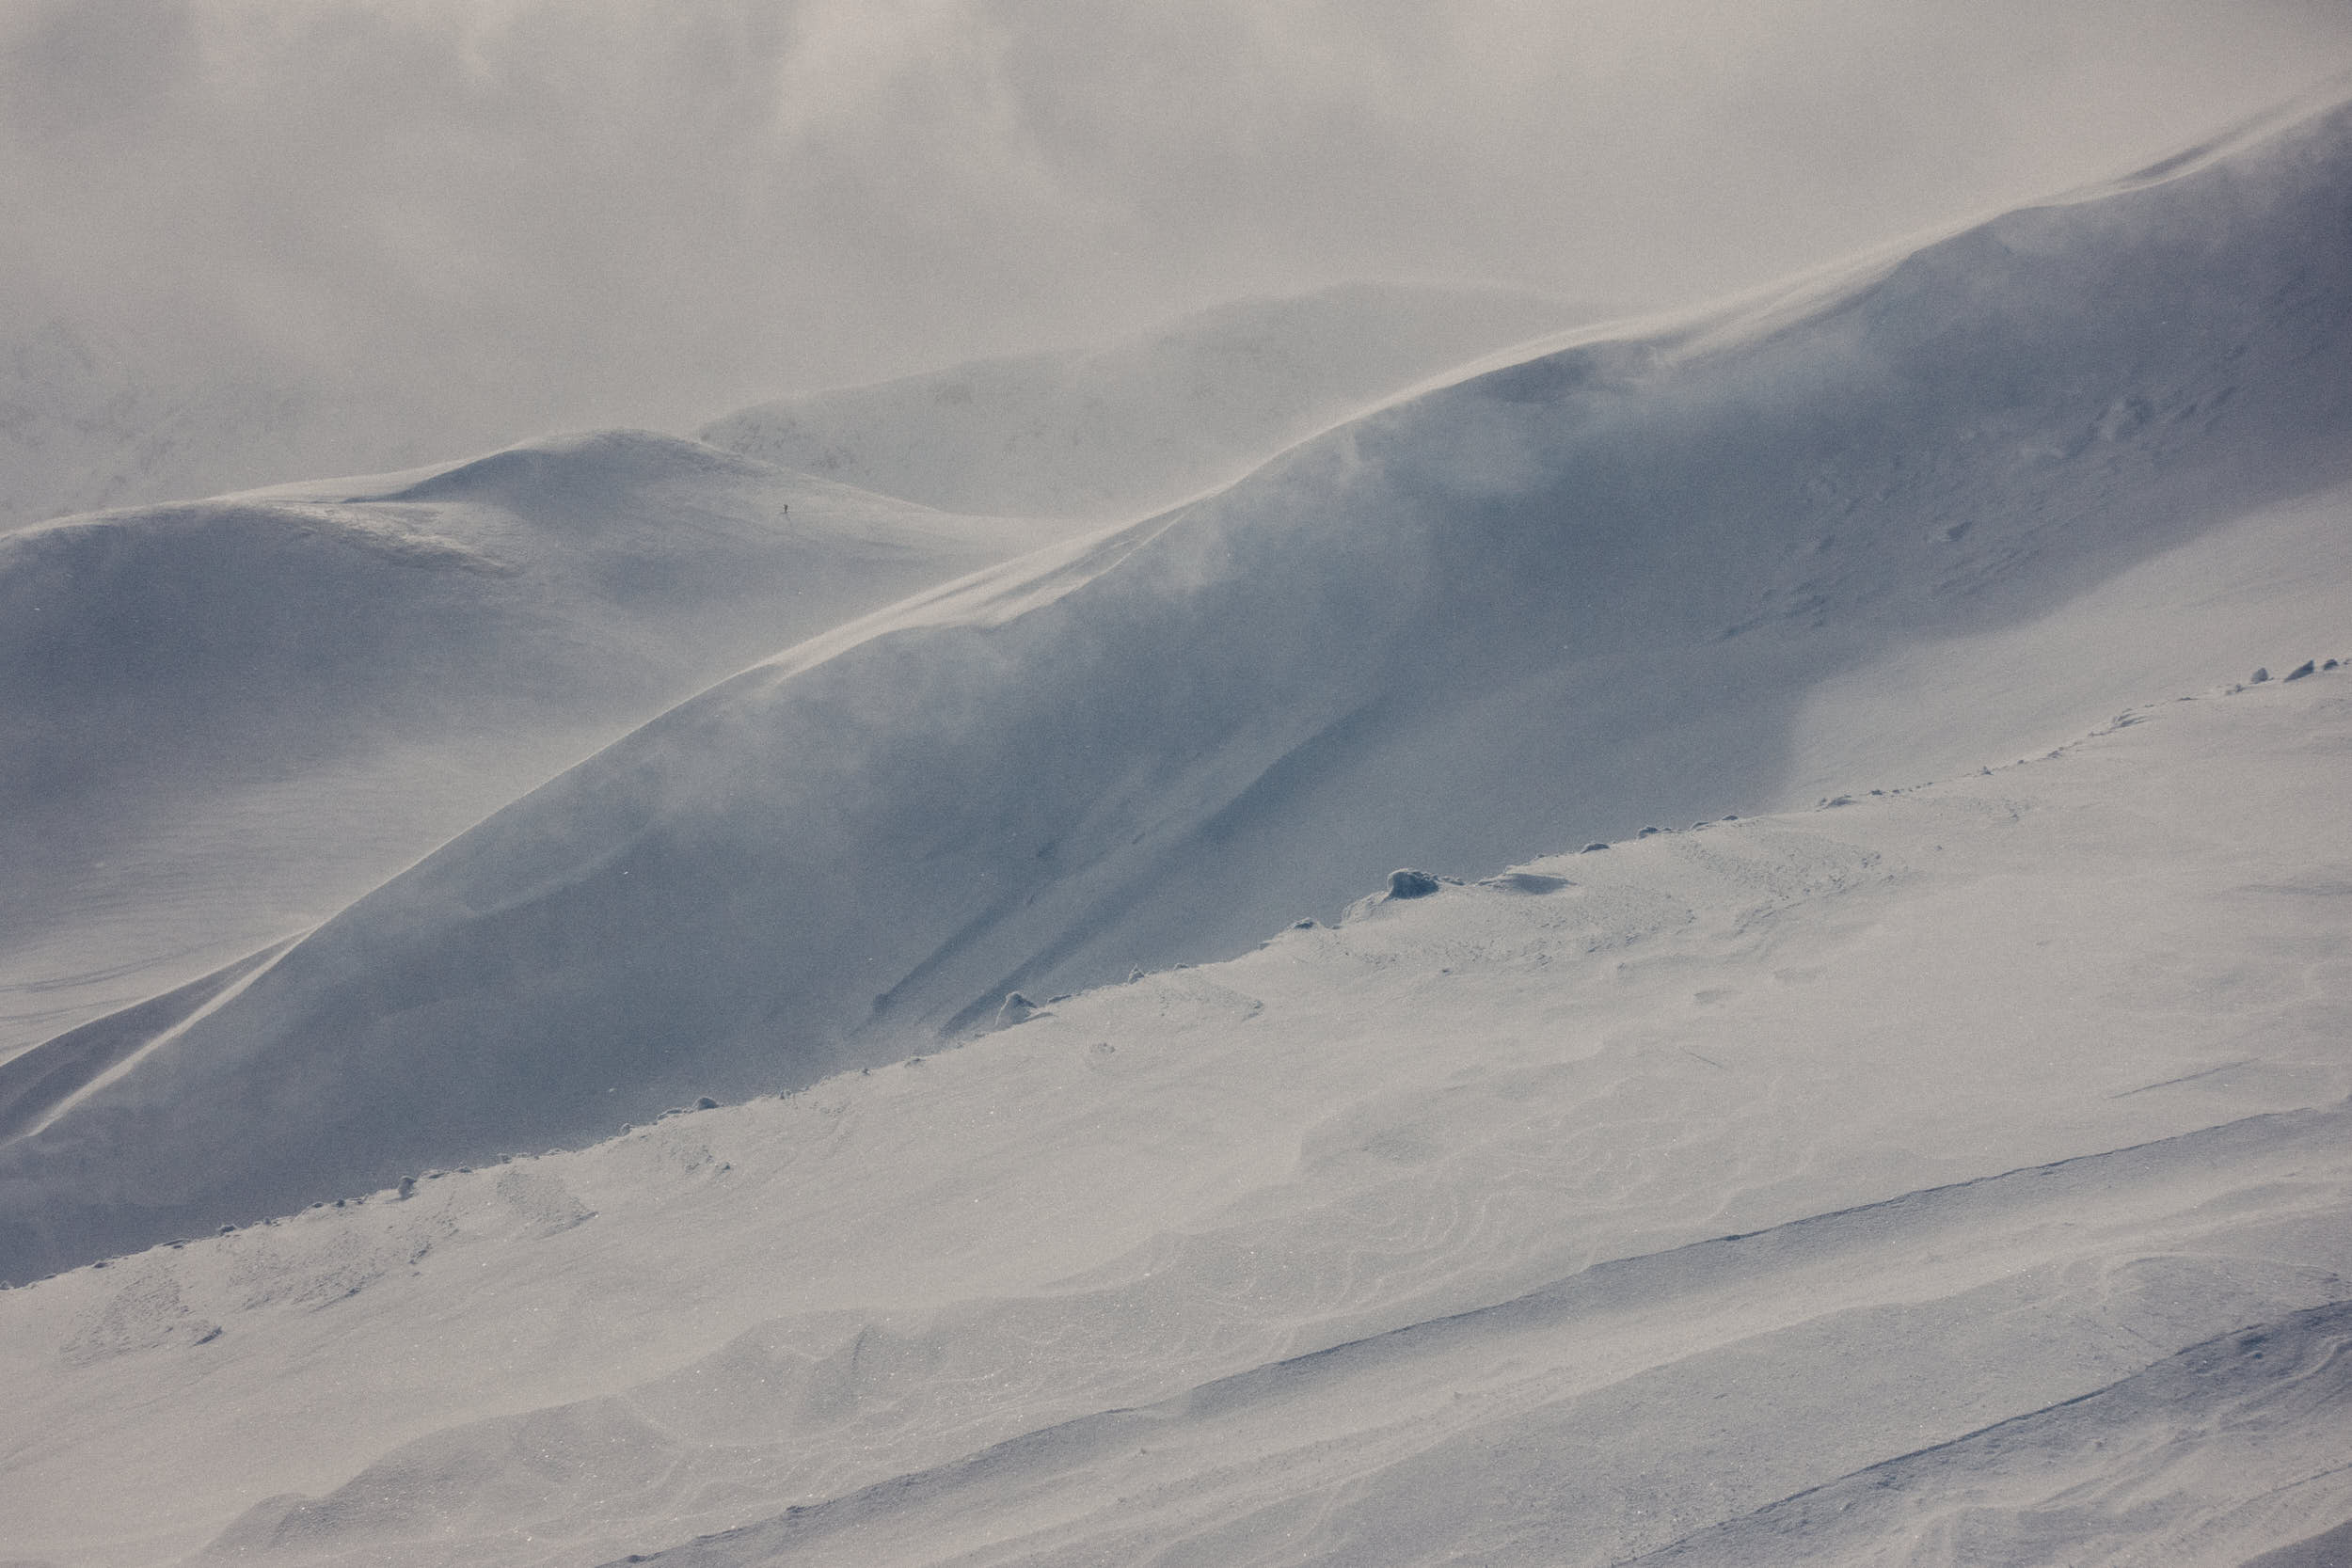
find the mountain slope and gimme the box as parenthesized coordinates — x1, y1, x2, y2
(0, 431, 1067, 1057)
(0, 667, 2345, 1568)
(5, 94, 2352, 1277)
(695, 282, 1591, 519)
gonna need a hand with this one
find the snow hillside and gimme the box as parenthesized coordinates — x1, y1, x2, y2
(0, 430, 1071, 1059)
(695, 282, 1591, 520)
(4, 91, 2350, 1281)
(0, 665, 2346, 1568)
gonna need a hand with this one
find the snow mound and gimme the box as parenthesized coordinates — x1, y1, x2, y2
(696, 282, 1590, 519)
(7, 94, 2352, 1277)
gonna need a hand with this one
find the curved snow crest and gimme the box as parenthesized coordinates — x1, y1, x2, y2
(696, 281, 1593, 522)
(7, 91, 2352, 1276)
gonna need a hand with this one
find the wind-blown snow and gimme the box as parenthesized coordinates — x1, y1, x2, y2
(0, 668, 2346, 1567)
(4, 92, 2349, 1280)
(695, 282, 1590, 520)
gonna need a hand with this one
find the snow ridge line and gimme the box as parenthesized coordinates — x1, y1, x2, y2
(601, 1099, 2349, 1566)
(0, 934, 302, 1145)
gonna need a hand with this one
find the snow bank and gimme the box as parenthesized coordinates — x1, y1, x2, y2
(6, 94, 2352, 1278)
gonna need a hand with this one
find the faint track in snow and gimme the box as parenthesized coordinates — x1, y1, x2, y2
(594, 1101, 2352, 1567)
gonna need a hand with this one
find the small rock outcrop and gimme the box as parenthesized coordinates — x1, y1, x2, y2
(1385, 869, 1442, 900)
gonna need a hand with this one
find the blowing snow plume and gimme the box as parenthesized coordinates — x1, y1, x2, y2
(697, 282, 1591, 520)
(5, 91, 2351, 1279)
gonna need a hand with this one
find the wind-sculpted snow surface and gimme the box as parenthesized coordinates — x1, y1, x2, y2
(7, 96, 2352, 1275)
(1, 673, 2347, 1566)
(697, 282, 1589, 520)
(0, 430, 1065, 1055)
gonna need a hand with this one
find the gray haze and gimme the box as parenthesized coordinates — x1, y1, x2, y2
(5, 0, 2352, 473)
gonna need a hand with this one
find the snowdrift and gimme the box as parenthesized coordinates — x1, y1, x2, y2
(696, 282, 1588, 519)
(6, 95, 2352, 1278)
(0, 430, 1064, 1056)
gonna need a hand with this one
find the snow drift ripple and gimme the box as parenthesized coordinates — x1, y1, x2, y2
(5, 92, 2352, 1280)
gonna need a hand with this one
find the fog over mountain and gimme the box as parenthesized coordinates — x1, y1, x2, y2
(4, 13, 2352, 1568)
(5, 0, 2351, 515)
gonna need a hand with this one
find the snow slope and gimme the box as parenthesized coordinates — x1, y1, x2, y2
(5, 92, 2352, 1278)
(0, 431, 1067, 1057)
(695, 282, 1589, 520)
(0, 666, 2345, 1567)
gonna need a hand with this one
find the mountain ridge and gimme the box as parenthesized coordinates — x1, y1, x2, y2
(4, 90, 2351, 1279)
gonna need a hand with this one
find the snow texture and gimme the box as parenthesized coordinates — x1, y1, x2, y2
(697, 282, 1590, 520)
(0, 431, 1071, 1057)
(1, 666, 2347, 1568)
(4, 92, 2351, 1280)
(3, 88, 2352, 1568)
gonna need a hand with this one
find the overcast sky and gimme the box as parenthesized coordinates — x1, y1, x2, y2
(5, 0, 2350, 456)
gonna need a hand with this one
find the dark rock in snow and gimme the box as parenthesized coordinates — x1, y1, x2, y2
(995, 992, 1038, 1028)
(1385, 869, 1442, 899)
(1581, 843, 1611, 853)
(2284, 659, 2316, 681)
(2251, 667, 2272, 683)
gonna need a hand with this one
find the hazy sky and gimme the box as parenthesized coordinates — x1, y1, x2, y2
(5, 0, 2350, 453)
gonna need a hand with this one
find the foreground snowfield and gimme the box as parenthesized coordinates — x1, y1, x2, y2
(1, 665, 2346, 1567)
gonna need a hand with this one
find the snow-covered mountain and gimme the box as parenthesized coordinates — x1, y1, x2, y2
(696, 282, 1590, 519)
(4, 90, 2347, 1287)
(0, 431, 1069, 1059)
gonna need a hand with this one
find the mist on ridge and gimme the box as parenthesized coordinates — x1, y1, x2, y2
(3, 0, 2350, 505)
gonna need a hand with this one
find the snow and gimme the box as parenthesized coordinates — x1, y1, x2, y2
(1, 671, 2347, 1567)
(8, 89, 2347, 1278)
(696, 282, 1591, 520)
(2, 87, 2351, 1568)
(0, 317, 388, 536)
(0, 430, 1072, 1059)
